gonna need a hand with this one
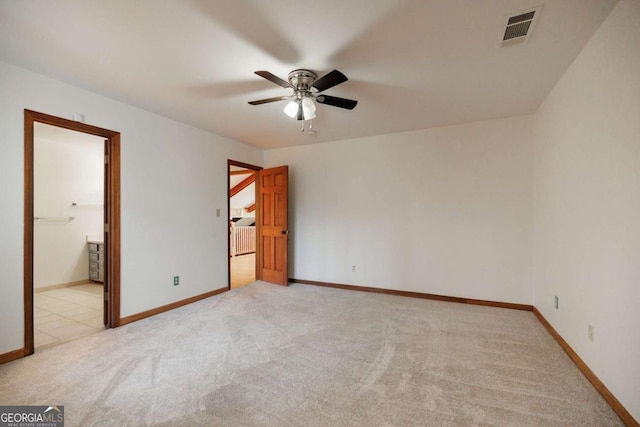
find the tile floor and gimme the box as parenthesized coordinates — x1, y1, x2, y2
(34, 283, 105, 349)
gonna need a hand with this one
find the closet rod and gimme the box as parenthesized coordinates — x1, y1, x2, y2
(34, 216, 75, 222)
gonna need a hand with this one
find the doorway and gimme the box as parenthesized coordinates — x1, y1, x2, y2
(24, 110, 121, 356)
(227, 160, 290, 288)
(228, 160, 261, 289)
(32, 123, 106, 349)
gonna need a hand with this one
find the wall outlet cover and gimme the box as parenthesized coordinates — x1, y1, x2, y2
(554, 295, 558, 309)
(173, 276, 179, 286)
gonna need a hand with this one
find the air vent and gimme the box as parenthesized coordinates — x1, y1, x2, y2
(501, 7, 541, 47)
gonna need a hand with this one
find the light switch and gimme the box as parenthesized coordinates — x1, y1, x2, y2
(216, 208, 220, 217)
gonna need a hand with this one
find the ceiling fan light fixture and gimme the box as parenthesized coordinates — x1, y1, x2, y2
(302, 97, 316, 120)
(283, 100, 298, 118)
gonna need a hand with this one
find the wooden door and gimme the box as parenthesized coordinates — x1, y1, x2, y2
(258, 166, 288, 286)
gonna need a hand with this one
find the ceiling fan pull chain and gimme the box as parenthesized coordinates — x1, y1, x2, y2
(300, 122, 305, 132)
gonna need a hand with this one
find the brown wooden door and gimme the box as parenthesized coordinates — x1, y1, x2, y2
(258, 166, 288, 286)
(103, 140, 109, 326)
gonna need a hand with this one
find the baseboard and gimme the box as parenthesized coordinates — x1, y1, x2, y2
(532, 308, 638, 427)
(119, 287, 228, 326)
(289, 278, 533, 311)
(0, 347, 26, 365)
(34, 279, 92, 293)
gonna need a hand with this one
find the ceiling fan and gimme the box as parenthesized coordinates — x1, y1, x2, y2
(248, 69, 358, 121)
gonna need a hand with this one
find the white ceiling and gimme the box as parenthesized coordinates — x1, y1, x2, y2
(0, 0, 618, 149)
(230, 167, 255, 210)
(229, 170, 254, 188)
(231, 182, 255, 211)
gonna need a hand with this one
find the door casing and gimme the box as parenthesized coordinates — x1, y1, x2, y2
(24, 109, 121, 356)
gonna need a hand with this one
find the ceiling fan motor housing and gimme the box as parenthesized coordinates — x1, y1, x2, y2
(288, 69, 317, 89)
(288, 69, 317, 99)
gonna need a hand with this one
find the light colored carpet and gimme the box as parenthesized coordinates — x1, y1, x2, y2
(0, 281, 622, 426)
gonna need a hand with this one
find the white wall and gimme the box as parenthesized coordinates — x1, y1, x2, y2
(0, 60, 262, 354)
(265, 116, 533, 304)
(34, 124, 104, 288)
(532, 0, 640, 420)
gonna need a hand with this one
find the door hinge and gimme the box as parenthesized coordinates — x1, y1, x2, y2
(104, 223, 109, 233)
(104, 154, 109, 164)
(104, 291, 109, 301)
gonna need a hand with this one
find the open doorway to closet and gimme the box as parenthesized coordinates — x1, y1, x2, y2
(228, 160, 261, 289)
(24, 110, 121, 356)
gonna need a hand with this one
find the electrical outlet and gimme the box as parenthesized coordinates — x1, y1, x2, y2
(173, 276, 179, 286)
(554, 295, 558, 309)
(588, 324, 594, 342)
(352, 265, 356, 272)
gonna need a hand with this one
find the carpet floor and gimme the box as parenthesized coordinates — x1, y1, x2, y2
(0, 281, 622, 426)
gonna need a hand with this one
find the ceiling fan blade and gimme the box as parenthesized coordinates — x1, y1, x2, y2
(312, 70, 348, 93)
(248, 96, 290, 105)
(316, 95, 358, 110)
(254, 71, 292, 89)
